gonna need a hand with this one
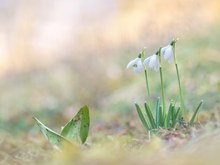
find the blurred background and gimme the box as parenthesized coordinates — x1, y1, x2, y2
(0, 0, 219, 134)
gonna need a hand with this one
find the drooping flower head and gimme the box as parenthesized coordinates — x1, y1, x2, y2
(161, 39, 178, 63)
(143, 53, 159, 72)
(126, 55, 143, 73)
(126, 48, 146, 73)
(161, 44, 174, 63)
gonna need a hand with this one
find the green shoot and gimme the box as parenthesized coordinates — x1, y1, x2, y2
(189, 100, 203, 126)
(135, 103, 150, 131)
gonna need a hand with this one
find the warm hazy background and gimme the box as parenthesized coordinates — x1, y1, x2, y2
(0, 0, 219, 133)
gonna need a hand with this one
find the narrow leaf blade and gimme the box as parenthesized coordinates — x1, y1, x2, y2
(172, 106, 181, 127)
(135, 103, 150, 131)
(189, 100, 203, 126)
(159, 106, 164, 127)
(144, 102, 156, 129)
(166, 102, 174, 128)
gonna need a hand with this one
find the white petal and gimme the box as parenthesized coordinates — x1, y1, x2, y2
(144, 54, 159, 72)
(161, 46, 168, 56)
(126, 58, 139, 69)
(149, 55, 157, 68)
(164, 52, 173, 63)
(127, 57, 143, 73)
(133, 59, 143, 73)
(153, 59, 159, 72)
(136, 59, 143, 72)
(150, 55, 159, 72)
(161, 45, 174, 63)
(133, 66, 142, 73)
(143, 56, 152, 67)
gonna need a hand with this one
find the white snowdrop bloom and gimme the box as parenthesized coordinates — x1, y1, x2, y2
(143, 54, 159, 72)
(126, 57, 143, 73)
(161, 44, 174, 63)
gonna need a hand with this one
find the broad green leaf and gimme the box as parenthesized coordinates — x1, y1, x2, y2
(61, 105, 90, 144)
(189, 100, 203, 126)
(144, 102, 156, 129)
(155, 98, 160, 128)
(135, 103, 150, 131)
(33, 117, 72, 148)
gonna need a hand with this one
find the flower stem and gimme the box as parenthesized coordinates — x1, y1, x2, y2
(173, 43, 185, 116)
(158, 52, 166, 117)
(144, 68, 151, 108)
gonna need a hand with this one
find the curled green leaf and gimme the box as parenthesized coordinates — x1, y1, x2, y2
(33, 117, 72, 148)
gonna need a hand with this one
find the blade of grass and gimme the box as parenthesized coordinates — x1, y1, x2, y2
(189, 100, 203, 126)
(144, 102, 156, 129)
(135, 103, 150, 131)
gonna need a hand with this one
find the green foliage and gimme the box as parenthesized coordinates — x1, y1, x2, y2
(33, 117, 72, 148)
(189, 100, 203, 126)
(135, 99, 203, 131)
(34, 105, 90, 148)
(135, 103, 149, 131)
(135, 98, 175, 131)
(144, 102, 156, 129)
(61, 105, 90, 143)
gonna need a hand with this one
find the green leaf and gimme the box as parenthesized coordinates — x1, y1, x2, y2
(159, 105, 164, 127)
(171, 106, 175, 125)
(155, 98, 160, 128)
(144, 102, 156, 129)
(174, 106, 181, 121)
(189, 100, 203, 126)
(61, 105, 90, 144)
(166, 102, 174, 128)
(33, 117, 72, 148)
(172, 106, 181, 127)
(135, 103, 150, 131)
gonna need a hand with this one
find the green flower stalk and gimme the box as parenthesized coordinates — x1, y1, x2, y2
(144, 69, 151, 101)
(172, 41, 185, 116)
(126, 48, 151, 105)
(143, 49, 166, 115)
(158, 49, 166, 117)
(140, 49, 151, 103)
(161, 39, 185, 115)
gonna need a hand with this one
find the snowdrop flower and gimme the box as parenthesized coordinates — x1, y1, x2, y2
(161, 44, 174, 63)
(126, 57, 143, 73)
(143, 54, 159, 72)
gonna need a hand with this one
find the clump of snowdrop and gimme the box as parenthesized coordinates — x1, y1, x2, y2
(126, 39, 203, 131)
